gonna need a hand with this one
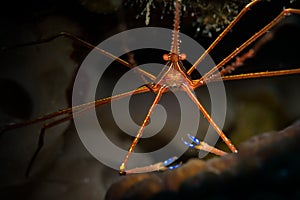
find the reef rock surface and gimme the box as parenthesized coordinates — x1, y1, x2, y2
(106, 120, 300, 200)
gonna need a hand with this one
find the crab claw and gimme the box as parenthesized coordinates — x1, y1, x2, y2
(124, 156, 181, 174)
(182, 134, 227, 156)
(163, 156, 181, 170)
(188, 133, 200, 145)
(163, 156, 177, 166)
(182, 138, 195, 148)
(182, 133, 199, 148)
(167, 162, 182, 170)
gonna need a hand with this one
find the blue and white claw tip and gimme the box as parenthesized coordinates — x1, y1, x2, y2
(163, 156, 178, 166)
(187, 134, 200, 144)
(167, 163, 182, 170)
(182, 138, 194, 148)
(162, 156, 181, 171)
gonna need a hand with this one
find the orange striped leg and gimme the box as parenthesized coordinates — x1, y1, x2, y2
(119, 86, 167, 175)
(181, 84, 237, 153)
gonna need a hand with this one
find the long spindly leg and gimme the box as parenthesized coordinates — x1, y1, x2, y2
(119, 86, 167, 175)
(2, 32, 156, 81)
(1, 86, 151, 176)
(25, 87, 141, 177)
(187, 0, 261, 75)
(219, 68, 300, 82)
(25, 114, 74, 177)
(26, 96, 112, 177)
(192, 33, 300, 85)
(124, 156, 181, 175)
(181, 83, 238, 153)
(194, 8, 300, 85)
(1, 86, 151, 134)
(196, 67, 300, 84)
(1, 31, 171, 176)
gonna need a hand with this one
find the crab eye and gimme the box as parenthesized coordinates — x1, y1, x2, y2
(163, 54, 170, 61)
(180, 53, 186, 60)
